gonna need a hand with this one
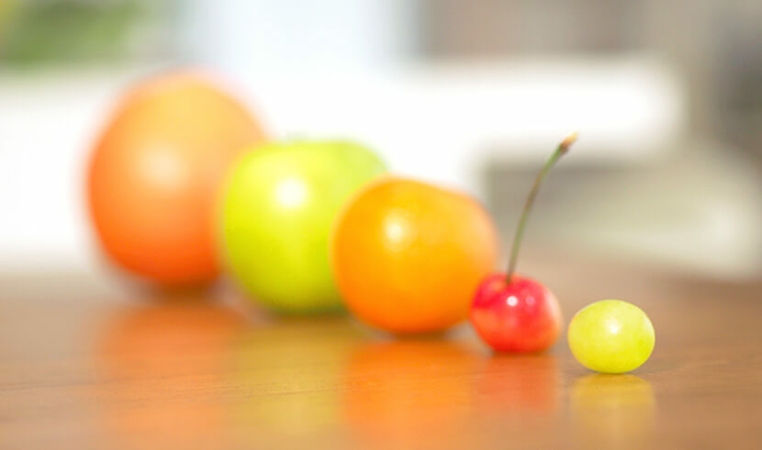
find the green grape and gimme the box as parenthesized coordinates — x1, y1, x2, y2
(568, 300, 655, 374)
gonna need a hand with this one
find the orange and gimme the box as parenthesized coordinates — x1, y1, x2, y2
(330, 177, 499, 334)
(87, 71, 267, 286)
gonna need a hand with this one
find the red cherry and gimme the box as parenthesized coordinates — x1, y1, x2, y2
(470, 133, 577, 353)
(471, 273, 562, 353)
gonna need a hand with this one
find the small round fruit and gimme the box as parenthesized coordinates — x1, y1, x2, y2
(469, 133, 576, 353)
(331, 177, 500, 334)
(470, 273, 562, 353)
(568, 300, 655, 374)
(87, 71, 267, 286)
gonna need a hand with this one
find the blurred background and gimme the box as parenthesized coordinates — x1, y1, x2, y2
(1, 0, 760, 280)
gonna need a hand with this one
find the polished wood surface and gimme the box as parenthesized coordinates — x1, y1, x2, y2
(1, 256, 761, 449)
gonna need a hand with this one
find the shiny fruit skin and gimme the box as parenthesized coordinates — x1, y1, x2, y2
(221, 140, 386, 314)
(331, 177, 500, 334)
(87, 71, 267, 286)
(470, 273, 562, 353)
(568, 299, 655, 374)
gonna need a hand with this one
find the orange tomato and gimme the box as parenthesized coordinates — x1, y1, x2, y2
(87, 71, 267, 286)
(330, 177, 499, 334)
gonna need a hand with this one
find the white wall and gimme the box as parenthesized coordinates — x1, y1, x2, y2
(0, 70, 142, 272)
(178, 0, 418, 72)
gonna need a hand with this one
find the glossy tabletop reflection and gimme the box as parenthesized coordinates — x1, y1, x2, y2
(1, 256, 761, 449)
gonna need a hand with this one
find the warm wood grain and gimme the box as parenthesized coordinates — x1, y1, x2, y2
(1, 256, 761, 449)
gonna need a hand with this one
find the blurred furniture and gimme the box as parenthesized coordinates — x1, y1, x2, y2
(1, 0, 759, 279)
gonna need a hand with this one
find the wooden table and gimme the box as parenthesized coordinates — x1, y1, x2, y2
(1, 255, 761, 449)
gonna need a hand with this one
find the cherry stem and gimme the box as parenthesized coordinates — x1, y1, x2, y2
(505, 132, 578, 283)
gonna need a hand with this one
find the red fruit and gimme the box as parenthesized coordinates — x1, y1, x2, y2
(470, 133, 577, 353)
(471, 273, 562, 352)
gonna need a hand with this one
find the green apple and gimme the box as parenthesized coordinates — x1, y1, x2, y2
(220, 140, 387, 313)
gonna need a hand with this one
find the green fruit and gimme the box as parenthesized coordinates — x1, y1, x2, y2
(568, 300, 655, 374)
(220, 140, 386, 313)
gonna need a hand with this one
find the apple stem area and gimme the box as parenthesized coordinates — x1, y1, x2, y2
(505, 133, 578, 283)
